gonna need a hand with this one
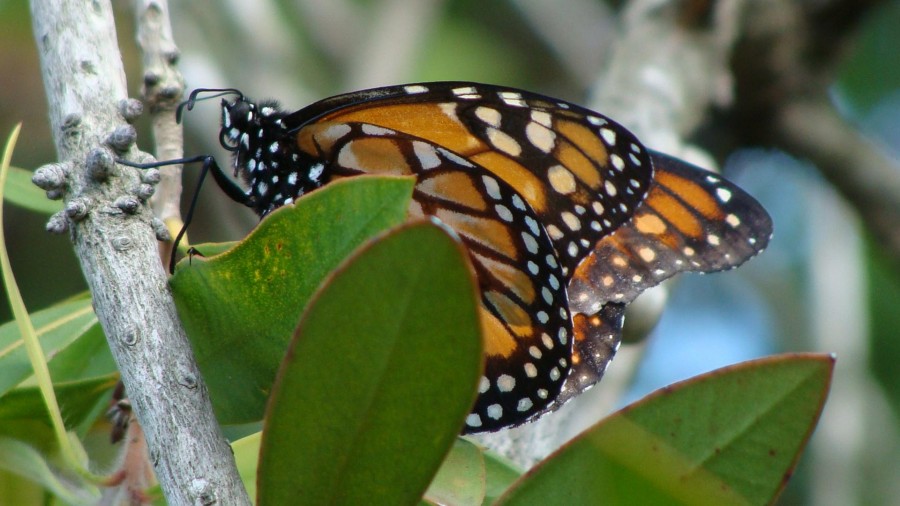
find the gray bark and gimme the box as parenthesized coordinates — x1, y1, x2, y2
(29, 1, 251, 504)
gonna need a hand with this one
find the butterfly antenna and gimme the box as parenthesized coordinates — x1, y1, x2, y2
(176, 88, 243, 123)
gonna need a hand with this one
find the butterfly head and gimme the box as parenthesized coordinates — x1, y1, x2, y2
(220, 97, 287, 164)
(216, 95, 325, 216)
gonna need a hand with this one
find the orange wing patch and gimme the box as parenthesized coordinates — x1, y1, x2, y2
(555, 119, 609, 171)
(484, 290, 534, 339)
(432, 208, 518, 259)
(643, 188, 703, 239)
(335, 137, 411, 175)
(472, 251, 536, 305)
(469, 151, 549, 212)
(325, 103, 485, 154)
(655, 169, 721, 219)
(479, 307, 519, 357)
(416, 172, 488, 211)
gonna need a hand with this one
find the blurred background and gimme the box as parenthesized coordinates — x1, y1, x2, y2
(2, 0, 899, 504)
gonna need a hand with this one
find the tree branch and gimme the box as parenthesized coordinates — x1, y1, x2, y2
(731, 0, 900, 256)
(135, 0, 186, 262)
(29, 1, 250, 504)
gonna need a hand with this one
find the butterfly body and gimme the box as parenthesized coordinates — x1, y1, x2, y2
(211, 82, 772, 433)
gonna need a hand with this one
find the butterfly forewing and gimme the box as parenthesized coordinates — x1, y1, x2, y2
(286, 83, 655, 278)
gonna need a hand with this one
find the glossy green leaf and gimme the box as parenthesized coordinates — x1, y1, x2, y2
(424, 438, 486, 506)
(0, 296, 98, 398)
(3, 166, 63, 215)
(497, 354, 834, 506)
(258, 221, 482, 506)
(0, 436, 99, 505)
(231, 431, 262, 502)
(170, 175, 415, 423)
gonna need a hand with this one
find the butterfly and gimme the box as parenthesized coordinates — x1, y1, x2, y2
(161, 82, 772, 433)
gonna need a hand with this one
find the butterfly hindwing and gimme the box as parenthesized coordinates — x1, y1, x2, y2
(567, 151, 772, 314)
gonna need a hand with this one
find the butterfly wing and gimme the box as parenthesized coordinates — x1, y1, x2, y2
(568, 151, 773, 315)
(286, 82, 655, 278)
(267, 82, 771, 432)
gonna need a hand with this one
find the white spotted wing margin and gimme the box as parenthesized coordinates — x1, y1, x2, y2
(567, 151, 773, 315)
(557, 302, 626, 407)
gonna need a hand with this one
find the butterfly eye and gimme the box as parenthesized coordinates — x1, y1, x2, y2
(219, 128, 241, 152)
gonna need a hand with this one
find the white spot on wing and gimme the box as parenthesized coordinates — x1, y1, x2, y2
(404, 84, 429, 94)
(531, 110, 552, 127)
(497, 374, 515, 392)
(322, 124, 352, 142)
(517, 398, 533, 412)
(487, 127, 522, 156)
(452, 86, 477, 96)
(604, 180, 617, 197)
(511, 194, 526, 211)
(475, 106, 502, 128)
(413, 141, 441, 170)
(525, 216, 540, 236)
(526, 121, 555, 153)
(600, 127, 616, 146)
(482, 176, 502, 200)
(521, 231, 539, 254)
(361, 124, 395, 136)
(495, 204, 513, 222)
(309, 163, 325, 182)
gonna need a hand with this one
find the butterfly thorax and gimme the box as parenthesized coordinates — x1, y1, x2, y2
(220, 97, 328, 217)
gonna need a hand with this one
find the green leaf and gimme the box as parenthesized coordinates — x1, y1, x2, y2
(44, 322, 116, 383)
(257, 221, 483, 506)
(3, 166, 63, 215)
(170, 175, 415, 424)
(0, 436, 99, 505)
(231, 432, 262, 502)
(0, 375, 117, 427)
(483, 448, 522, 505)
(424, 439, 486, 506)
(0, 296, 99, 398)
(496, 354, 834, 506)
(187, 241, 237, 259)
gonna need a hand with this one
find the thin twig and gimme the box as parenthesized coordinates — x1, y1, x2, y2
(135, 0, 186, 261)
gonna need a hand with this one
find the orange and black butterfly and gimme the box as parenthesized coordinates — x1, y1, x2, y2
(174, 82, 772, 433)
